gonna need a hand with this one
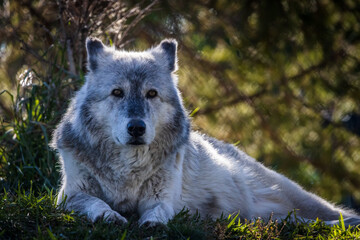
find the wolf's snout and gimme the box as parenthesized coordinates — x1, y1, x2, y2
(127, 119, 146, 137)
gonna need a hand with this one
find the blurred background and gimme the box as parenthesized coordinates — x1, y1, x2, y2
(0, 0, 359, 211)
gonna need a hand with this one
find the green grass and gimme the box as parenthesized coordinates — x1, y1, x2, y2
(1, 186, 359, 239)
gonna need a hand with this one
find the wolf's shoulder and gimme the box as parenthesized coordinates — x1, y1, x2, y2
(50, 86, 90, 150)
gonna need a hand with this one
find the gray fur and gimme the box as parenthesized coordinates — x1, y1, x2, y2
(52, 38, 360, 227)
(86, 37, 106, 71)
(158, 39, 177, 72)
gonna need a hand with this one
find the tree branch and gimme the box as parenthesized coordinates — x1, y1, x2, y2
(197, 89, 266, 115)
(18, 38, 80, 80)
(114, 0, 159, 47)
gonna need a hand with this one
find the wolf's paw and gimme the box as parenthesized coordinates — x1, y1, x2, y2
(139, 213, 160, 227)
(140, 218, 167, 228)
(141, 220, 168, 230)
(93, 209, 128, 224)
(138, 203, 173, 227)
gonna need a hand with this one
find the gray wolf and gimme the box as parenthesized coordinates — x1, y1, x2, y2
(52, 37, 360, 227)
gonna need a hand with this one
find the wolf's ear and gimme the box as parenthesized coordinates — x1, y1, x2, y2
(155, 39, 178, 72)
(86, 37, 106, 71)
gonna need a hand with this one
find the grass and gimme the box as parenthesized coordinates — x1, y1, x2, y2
(0, 49, 70, 192)
(1, 186, 360, 239)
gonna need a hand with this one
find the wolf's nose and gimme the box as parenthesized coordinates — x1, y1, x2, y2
(127, 119, 146, 137)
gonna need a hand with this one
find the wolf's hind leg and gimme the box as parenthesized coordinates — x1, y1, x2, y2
(63, 191, 128, 224)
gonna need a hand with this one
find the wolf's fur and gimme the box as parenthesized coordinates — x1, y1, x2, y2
(52, 38, 360, 226)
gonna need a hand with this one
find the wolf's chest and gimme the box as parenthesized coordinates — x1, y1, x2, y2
(98, 179, 139, 213)
(93, 155, 162, 212)
(98, 169, 167, 214)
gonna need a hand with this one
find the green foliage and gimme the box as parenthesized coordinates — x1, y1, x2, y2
(1, 188, 359, 239)
(0, 43, 74, 191)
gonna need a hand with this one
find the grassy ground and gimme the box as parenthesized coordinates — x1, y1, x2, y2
(1, 186, 359, 240)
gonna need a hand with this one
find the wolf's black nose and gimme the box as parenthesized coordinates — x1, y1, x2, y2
(127, 119, 146, 137)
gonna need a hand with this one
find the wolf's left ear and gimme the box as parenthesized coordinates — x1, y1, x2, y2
(86, 37, 106, 72)
(154, 39, 178, 72)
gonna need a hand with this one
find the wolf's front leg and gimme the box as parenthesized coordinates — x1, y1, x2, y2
(137, 151, 184, 227)
(61, 191, 128, 224)
(137, 170, 180, 226)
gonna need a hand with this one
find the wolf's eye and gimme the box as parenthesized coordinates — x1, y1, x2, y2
(146, 89, 158, 99)
(112, 89, 124, 98)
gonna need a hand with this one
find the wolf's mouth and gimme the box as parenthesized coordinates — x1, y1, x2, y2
(127, 139, 146, 145)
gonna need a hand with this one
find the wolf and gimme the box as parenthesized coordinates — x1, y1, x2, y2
(52, 37, 360, 227)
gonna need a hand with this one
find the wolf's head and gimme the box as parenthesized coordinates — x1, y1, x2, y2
(81, 37, 189, 148)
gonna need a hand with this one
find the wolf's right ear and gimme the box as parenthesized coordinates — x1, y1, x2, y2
(86, 37, 106, 72)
